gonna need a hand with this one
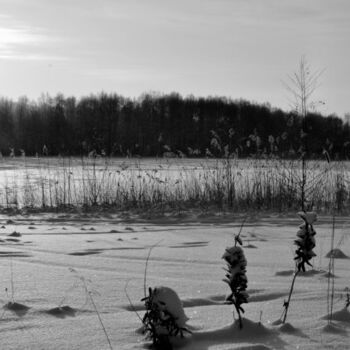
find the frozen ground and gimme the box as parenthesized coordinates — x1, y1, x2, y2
(0, 211, 349, 349)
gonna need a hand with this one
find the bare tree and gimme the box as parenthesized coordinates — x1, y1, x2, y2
(283, 56, 325, 211)
(280, 57, 324, 324)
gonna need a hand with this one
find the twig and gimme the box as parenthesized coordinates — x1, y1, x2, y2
(10, 258, 15, 303)
(143, 240, 163, 298)
(234, 217, 247, 247)
(282, 269, 299, 323)
(85, 287, 113, 350)
(330, 217, 336, 321)
(238, 217, 247, 236)
(327, 215, 336, 324)
(71, 269, 113, 350)
(124, 280, 143, 323)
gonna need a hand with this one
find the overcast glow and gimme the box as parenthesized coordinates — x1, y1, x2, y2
(0, 0, 349, 116)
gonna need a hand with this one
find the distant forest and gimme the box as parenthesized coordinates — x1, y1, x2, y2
(0, 92, 349, 159)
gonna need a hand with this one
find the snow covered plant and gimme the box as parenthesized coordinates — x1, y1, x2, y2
(141, 286, 190, 349)
(294, 211, 317, 272)
(222, 233, 249, 329)
(282, 211, 317, 323)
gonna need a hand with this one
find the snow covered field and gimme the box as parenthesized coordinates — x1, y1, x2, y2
(0, 211, 349, 349)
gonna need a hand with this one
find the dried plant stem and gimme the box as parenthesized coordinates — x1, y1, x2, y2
(10, 258, 15, 303)
(327, 215, 336, 324)
(234, 304, 243, 329)
(124, 280, 143, 323)
(301, 156, 306, 211)
(282, 269, 299, 323)
(143, 240, 163, 298)
(237, 217, 247, 240)
(89, 291, 113, 350)
(79, 276, 113, 350)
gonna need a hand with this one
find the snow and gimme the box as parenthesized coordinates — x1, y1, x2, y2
(146, 285, 189, 327)
(0, 212, 349, 349)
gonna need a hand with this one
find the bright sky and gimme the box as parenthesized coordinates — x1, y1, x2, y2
(0, 0, 349, 116)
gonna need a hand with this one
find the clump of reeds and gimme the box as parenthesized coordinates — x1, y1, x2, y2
(1, 156, 350, 214)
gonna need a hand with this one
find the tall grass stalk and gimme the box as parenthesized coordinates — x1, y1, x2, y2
(282, 211, 317, 324)
(70, 268, 113, 350)
(10, 258, 15, 303)
(326, 215, 336, 324)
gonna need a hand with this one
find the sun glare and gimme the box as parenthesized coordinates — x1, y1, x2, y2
(0, 26, 45, 50)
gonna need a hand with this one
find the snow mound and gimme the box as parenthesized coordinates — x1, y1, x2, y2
(8, 231, 21, 237)
(151, 286, 189, 328)
(321, 308, 350, 323)
(278, 322, 298, 333)
(271, 319, 283, 326)
(4, 301, 30, 317)
(244, 244, 258, 248)
(193, 318, 275, 342)
(321, 323, 347, 334)
(235, 345, 272, 350)
(321, 271, 338, 278)
(182, 319, 284, 350)
(182, 296, 223, 308)
(46, 305, 76, 318)
(325, 248, 349, 259)
(249, 292, 286, 303)
(277, 322, 307, 337)
(275, 269, 324, 277)
(275, 270, 294, 277)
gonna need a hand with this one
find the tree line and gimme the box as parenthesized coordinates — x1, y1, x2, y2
(0, 92, 349, 159)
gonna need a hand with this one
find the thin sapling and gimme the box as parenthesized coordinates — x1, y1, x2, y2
(281, 211, 317, 323)
(326, 215, 336, 324)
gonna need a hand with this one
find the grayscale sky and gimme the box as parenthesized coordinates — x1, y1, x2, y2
(0, 0, 349, 116)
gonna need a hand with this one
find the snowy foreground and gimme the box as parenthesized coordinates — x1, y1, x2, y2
(0, 211, 349, 349)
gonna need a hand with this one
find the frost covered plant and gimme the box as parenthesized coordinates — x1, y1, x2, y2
(141, 286, 190, 349)
(282, 211, 317, 323)
(222, 232, 249, 329)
